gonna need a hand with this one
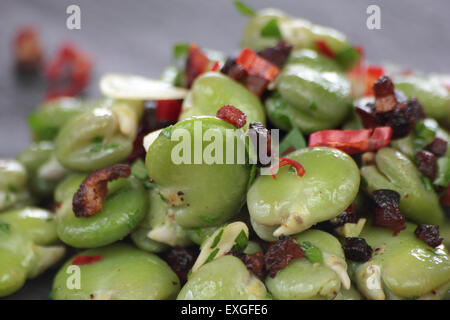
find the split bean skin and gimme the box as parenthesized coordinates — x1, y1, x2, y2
(177, 255, 269, 300)
(395, 76, 450, 129)
(55, 100, 143, 172)
(248, 147, 360, 237)
(51, 244, 180, 300)
(180, 72, 266, 126)
(145, 117, 251, 229)
(360, 147, 444, 225)
(350, 222, 450, 300)
(266, 63, 352, 133)
(0, 159, 32, 211)
(56, 175, 148, 248)
(0, 207, 65, 297)
(266, 230, 349, 300)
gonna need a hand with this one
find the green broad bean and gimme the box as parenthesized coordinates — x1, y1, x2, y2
(145, 117, 251, 229)
(51, 244, 180, 300)
(287, 49, 342, 72)
(0, 159, 32, 211)
(177, 255, 268, 300)
(333, 285, 362, 300)
(27, 97, 101, 142)
(56, 176, 148, 248)
(130, 226, 168, 253)
(360, 147, 444, 225)
(266, 230, 350, 300)
(350, 222, 450, 300)
(185, 226, 217, 245)
(267, 64, 352, 133)
(179, 72, 266, 126)
(395, 76, 450, 129)
(55, 100, 143, 171)
(131, 188, 192, 250)
(0, 207, 65, 297)
(247, 147, 360, 237)
(241, 9, 358, 69)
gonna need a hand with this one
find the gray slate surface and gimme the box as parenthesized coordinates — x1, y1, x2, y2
(0, 0, 449, 299)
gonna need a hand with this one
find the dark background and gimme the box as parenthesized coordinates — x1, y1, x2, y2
(0, 0, 449, 299)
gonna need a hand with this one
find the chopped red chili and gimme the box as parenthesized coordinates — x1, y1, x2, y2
(210, 60, 220, 72)
(315, 40, 335, 59)
(372, 189, 406, 234)
(185, 44, 209, 88)
(265, 235, 305, 278)
(415, 150, 437, 182)
(342, 237, 373, 262)
(216, 104, 247, 128)
(414, 224, 443, 248)
(270, 157, 306, 180)
(14, 26, 42, 73)
(426, 137, 448, 157)
(235, 48, 280, 82)
(156, 99, 183, 122)
(364, 65, 385, 96)
(72, 255, 103, 266)
(308, 127, 392, 155)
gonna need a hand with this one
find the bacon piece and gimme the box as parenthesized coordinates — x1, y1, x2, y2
(72, 164, 131, 217)
(165, 247, 197, 284)
(258, 40, 292, 68)
(216, 105, 247, 128)
(331, 203, 358, 227)
(72, 255, 103, 266)
(415, 150, 437, 181)
(185, 44, 209, 88)
(373, 76, 398, 113)
(14, 27, 42, 73)
(372, 189, 406, 234)
(244, 75, 269, 97)
(440, 185, 450, 206)
(426, 137, 448, 157)
(156, 99, 183, 122)
(342, 237, 372, 262)
(228, 251, 266, 280)
(265, 235, 305, 278)
(270, 157, 306, 180)
(414, 224, 443, 248)
(236, 48, 280, 82)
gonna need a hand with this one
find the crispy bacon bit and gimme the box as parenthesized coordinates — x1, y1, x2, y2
(373, 76, 398, 113)
(270, 157, 306, 180)
(414, 224, 443, 248)
(440, 185, 450, 206)
(426, 137, 448, 157)
(415, 150, 437, 181)
(331, 203, 358, 227)
(265, 235, 305, 278)
(72, 164, 131, 217)
(14, 27, 42, 73)
(44, 42, 92, 100)
(72, 255, 103, 266)
(236, 48, 280, 82)
(47, 201, 62, 214)
(165, 247, 197, 284)
(244, 75, 269, 97)
(216, 104, 247, 128)
(228, 251, 266, 280)
(248, 122, 272, 167)
(258, 40, 293, 68)
(308, 127, 392, 155)
(221, 58, 247, 82)
(342, 237, 373, 262)
(372, 189, 406, 234)
(185, 44, 209, 88)
(315, 40, 335, 59)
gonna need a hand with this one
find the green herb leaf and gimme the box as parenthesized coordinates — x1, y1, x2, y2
(0, 221, 10, 234)
(160, 125, 173, 139)
(231, 229, 249, 253)
(420, 175, 433, 191)
(199, 215, 220, 224)
(211, 228, 224, 249)
(435, 157, 450, 187)
(335, 46, 360, 70)
(260, 18, 282, 39)
(300, 241, 323, 264)
(413, 120, 436, 151)
(27, 113, 59, 141)
(279, 127, 306, 155)
(233, 0, 256, 16)
(205, 248, 220, 264)
(89, 143, 103, 153)
(173, 42, 190, 59)
(91, 135, 104, 144)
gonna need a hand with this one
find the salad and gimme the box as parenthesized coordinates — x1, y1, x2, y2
(1, 2, 449, 300)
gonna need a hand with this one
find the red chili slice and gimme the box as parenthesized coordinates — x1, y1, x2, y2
(315, 40, 335, 59)
(185, 44, 209, 88)
(210, 60, 220, 72)
(308, 127, 392, 155)
(235, 48, 279, 82)
(72, 255, 103, 266)
(216, 104, 247, 128)
(156, 100, 183, 122)
(365, 66, 385, 96)
(270, 157, 306, 180)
